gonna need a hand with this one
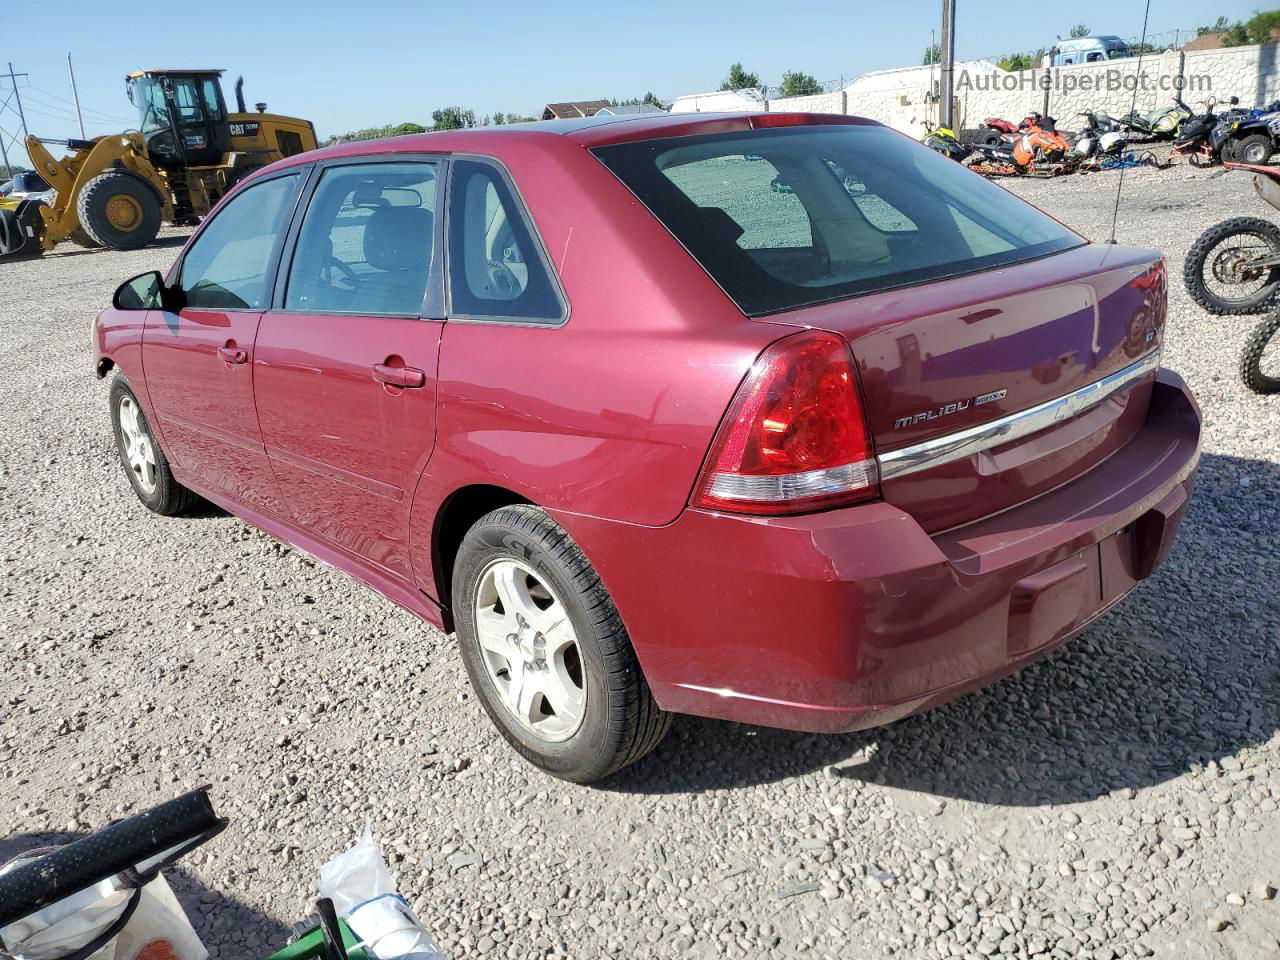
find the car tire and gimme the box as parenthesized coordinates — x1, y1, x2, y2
(1236, 133, 1274, 165)
(1240, 310, 1280, 394)
(1183, 216, 1280, 315)
(108, 376, 199, 515)
(452, 504, 671, 783)
(77, 172, 162, 250)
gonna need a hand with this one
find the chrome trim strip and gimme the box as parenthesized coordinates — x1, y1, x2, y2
(877, 350, 1162, 482)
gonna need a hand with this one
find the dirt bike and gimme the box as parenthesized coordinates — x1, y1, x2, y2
(1183, 161, 1280, 315)
(1240, 311, 1280, 393)
(1182, 162, 1280, 394)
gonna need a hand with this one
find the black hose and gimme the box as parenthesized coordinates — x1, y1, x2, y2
(0, 789, 225, 930)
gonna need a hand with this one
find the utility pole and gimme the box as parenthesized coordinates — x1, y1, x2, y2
(67, 53, 85, 138)
(6, 63, 29, 141)
(0, 125, 10, 177)
(939, 0, 956, 129)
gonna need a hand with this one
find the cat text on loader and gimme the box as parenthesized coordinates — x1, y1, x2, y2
(0, 69, 316, 258)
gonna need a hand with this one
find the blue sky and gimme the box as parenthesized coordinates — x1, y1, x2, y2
(4, 0, 1261, 142)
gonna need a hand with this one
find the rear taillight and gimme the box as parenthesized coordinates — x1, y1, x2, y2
(692, 331, 878, 515)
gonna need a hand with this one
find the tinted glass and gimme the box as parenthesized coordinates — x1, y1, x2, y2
(179, 173, 300, 310)
(285, 162, 438, 316)
(447, 159, 563, 321)
(594, 125, 1083, 316)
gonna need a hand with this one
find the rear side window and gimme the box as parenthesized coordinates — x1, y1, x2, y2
(179, 172, 301, 310)
(594, 125, 1082, 315)
(284, 161, 438, 316)
(447, 158, 564, 322)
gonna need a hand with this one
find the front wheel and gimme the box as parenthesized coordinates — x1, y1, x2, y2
(109, 377, 199, 515)
(1236, 133, 1274, 166)
(1241, 311, 1280, 394)
(1183, 217, 1280, 315)
(452, 505, 670, 783)
(77, 172, 162, 250)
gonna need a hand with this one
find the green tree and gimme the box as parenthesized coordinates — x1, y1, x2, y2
(1246, 10, 1280, 42)
(1068, 23, 1091, 38)
(720, 63, 760, 91)
(492, 112, 507, 125)
(778, 71, 823, 97)
(388, 122, 427, 136)
(998, 52, 1035, 71)
(432, 106, 477, 130)
(1198, 15, 1231, 35)
(1221, 21, 1250, 46)
(922, 43, 941, 65)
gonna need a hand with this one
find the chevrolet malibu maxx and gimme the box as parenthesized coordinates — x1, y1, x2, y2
(94, 113, 1201, 782)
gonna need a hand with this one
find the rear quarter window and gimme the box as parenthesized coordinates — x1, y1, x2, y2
(593, 124, 1083, 316)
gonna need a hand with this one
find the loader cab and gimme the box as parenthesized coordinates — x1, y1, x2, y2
(126, 69, 232, 169)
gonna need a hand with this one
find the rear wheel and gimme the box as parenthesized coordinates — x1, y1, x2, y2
(77, 173, 162, 250)
(452, 504, 670, 783)
(1241, 311, 1280, 394)
(1183, 217, 1280, 315)
(109, 377, 199, 515)
(1236, 133, 1274, 165)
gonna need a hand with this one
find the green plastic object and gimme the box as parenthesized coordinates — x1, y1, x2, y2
(267, 917, 369, 960)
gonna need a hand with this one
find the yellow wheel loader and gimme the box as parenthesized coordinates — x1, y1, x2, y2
(0, 69, 316, 258)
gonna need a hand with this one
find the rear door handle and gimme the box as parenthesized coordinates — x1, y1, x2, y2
(372, 363, 427, 388)
(217, 346, 248, 365)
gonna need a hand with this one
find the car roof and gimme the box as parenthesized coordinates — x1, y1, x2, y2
(284, 112, 877, 170)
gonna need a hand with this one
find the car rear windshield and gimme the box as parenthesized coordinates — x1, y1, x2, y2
(593, 124, 1084, 316)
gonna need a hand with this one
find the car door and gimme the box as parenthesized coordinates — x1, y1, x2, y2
(252, 158, 444, 581)
(142, 168, 306, 515)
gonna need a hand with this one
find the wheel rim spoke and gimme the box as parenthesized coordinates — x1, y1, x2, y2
(118, 398, 158, 494)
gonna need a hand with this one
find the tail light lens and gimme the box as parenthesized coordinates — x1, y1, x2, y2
(692, 331, 878, 515)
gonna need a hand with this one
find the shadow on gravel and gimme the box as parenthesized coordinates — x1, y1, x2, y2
(0, 830, 291, 960)
(608, 452, 1280, 803)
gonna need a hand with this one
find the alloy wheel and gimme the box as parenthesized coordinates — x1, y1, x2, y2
(473, 558, 586, 742)
(117, 395, 158, 494)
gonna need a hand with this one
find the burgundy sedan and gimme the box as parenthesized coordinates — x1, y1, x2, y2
(94, 113, 1201, 782)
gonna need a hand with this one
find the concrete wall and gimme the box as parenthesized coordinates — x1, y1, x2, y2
(750, 42, 1280, 139)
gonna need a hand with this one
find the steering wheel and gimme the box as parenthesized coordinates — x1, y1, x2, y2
(324, 255, 361, 291)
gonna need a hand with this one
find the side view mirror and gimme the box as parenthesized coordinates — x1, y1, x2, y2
(113, 270, 182, 312)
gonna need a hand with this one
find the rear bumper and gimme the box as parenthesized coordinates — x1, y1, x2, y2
(552, 369, 1201, 733)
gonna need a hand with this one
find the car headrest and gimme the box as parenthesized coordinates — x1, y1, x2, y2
(363, 206, 433, 272)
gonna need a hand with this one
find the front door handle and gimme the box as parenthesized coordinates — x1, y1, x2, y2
(217, 345, 248, 365)
(372, 363, 426, 389)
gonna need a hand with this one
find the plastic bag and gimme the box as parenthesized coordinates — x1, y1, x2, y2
(317, 824, 397, 917)
(0, 865, 204, 960)
(318, 825, 445, 959)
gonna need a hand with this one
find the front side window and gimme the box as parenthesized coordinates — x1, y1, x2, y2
(179, 173, 301, 310)
(447, 159, 564, 322)
(594, 125, 1082, 315)
(284, 161, 438, 316)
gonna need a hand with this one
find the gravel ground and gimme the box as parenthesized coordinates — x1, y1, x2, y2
(2, 161, 1279, 960)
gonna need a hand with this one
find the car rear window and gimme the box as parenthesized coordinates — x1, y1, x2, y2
(593, 124, 1083, 316)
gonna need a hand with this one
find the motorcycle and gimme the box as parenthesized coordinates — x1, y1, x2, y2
(1241, 310, 1280, 393)
(1183, 161, 1280, 316)
(972, 112, 1047, 147)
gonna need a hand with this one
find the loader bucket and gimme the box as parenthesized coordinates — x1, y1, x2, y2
(0, 199, 46, 258)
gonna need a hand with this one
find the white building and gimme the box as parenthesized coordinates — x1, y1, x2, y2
(668, 87, 768, 113)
